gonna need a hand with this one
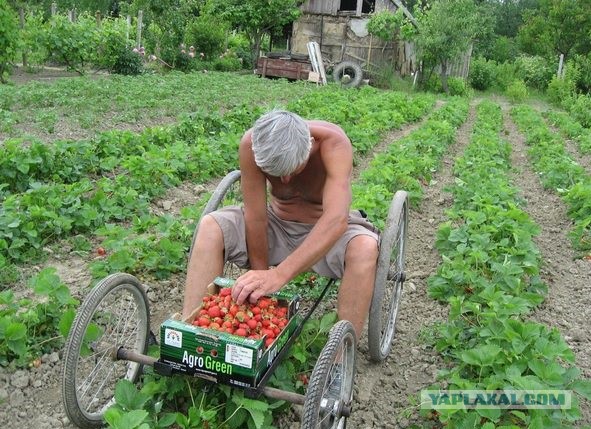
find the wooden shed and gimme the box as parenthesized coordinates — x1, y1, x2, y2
(289, 0, 419, 76)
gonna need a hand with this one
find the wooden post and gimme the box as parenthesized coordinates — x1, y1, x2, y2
(136, 10, 143, 49)
(19, 7, 27, 68)
(51, 2, 57, 16)
(367, 34, 373, 71)
(126, 15, 131, 47)
(557, 54, 564, 78)
(95, 10, 101, 27)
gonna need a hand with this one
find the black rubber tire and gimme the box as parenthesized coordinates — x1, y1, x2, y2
(332, 61, 363, 88)
(301, 320, 357, 429)
(188, 170, 243, 278)
(61, 273, 150, 429)
(367, 191, 408, 362)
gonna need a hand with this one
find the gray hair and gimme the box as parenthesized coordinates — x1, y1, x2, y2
(251, 110, 311, 176)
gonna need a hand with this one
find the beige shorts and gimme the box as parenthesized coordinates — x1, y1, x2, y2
(209, 206, 379, 279)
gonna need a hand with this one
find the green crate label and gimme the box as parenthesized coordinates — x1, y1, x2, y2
(182, 350, 233, 374)
(164, 328, 183, 348)
(225, 344, 254, 369)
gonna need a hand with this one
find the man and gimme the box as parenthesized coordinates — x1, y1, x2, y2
(182, 110, 378, 339)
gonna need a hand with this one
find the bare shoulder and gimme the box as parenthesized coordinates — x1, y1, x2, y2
(307, 120, 348, 139)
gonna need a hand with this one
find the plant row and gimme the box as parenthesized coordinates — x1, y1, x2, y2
(0, 72, 315, 138)
(511, 105, 591, 255)
(544, 110, 591, 155)
(352, 97, 470, 226)
(425, 100, 590, 428)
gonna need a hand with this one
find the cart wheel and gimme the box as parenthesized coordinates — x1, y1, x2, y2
(368, 190, 408, 362)
(189, 170, 243, 278)
(61, 273, 150, 429)
(301, 320, 357, 429)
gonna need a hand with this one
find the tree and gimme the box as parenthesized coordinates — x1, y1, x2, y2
(517, 0, 591, 60)
(402, 0, 492, 93)
(204, 0, 304, 68)
(0, 0, 19, 83)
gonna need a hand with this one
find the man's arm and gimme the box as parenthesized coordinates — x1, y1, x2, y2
(239, 131, 269, 270)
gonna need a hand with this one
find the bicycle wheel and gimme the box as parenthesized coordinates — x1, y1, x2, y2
(301, 320, 357, 429)
(188, 170, 243, 278)
(61, 273, 150, 428)
(367, 190, 408, 362)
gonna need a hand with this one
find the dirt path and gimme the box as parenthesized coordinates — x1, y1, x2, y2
(345, 100, 477, 428)
(502, 107, 591, 424)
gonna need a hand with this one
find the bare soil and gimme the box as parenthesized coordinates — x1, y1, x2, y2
(0, 81, 589, 428)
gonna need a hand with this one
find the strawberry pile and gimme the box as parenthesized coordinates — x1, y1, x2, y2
(192, 287, 289, 348)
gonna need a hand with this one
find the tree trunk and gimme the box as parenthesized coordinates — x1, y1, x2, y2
(251, 32, 263, 71)
(440, 60, 449, 94)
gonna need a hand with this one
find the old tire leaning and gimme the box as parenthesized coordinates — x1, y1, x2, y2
(332, 61, 363, 88)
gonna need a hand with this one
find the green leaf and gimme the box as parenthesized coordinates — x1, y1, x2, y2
(119, 410, 149, 429)
(572, 379, 591, 400)
(460, 344, 502, 367)
(114, 380, 150, 411)
(246, 408, 265, 429)
(156, 412, 178, 428)
(59, 309, 76, 338)
(319, 312, 337, 333)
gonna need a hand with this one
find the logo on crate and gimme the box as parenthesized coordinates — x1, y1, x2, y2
(164, 328, 182, 348)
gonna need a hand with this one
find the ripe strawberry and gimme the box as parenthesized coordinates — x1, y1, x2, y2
(208, 306, 221, 318)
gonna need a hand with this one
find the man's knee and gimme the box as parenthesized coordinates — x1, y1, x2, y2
(345, 235, 378, 267)
(195, 214, 223, 247)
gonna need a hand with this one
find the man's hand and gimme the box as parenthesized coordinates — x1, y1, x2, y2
(232, 269, 284, 304)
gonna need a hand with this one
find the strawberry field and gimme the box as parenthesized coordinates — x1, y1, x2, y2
(0, 70, 590, 429)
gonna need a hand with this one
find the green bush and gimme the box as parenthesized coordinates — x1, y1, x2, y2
(570, 54, 591, 94)
(546, 75, 576, 108)
(447, 77, 472, 97)
(173, 51, 195, 72)
(514, 55, 555, 90)
(489, 36, 518, 64)
(506, 79, 528, 103)
(212, 50, 242, 72)
(20, 10, 49, 71)
(228, 32, 252, 69)
(43, 13, 96, 74)
(111, 47, 144, 75)
(493, 61, 517, 91)
(92, 17, 128, 71)
(469, 57, 496, 91)
(0, 0, 19, 83)
(184, 15, 227, 60)
(422, 73, 443, 93)
(569, 94, 591, 128)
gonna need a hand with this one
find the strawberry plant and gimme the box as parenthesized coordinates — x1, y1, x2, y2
(512, 104, 591, 254)
(424, 100, 591, 427)
(0, 268, 77, 367)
